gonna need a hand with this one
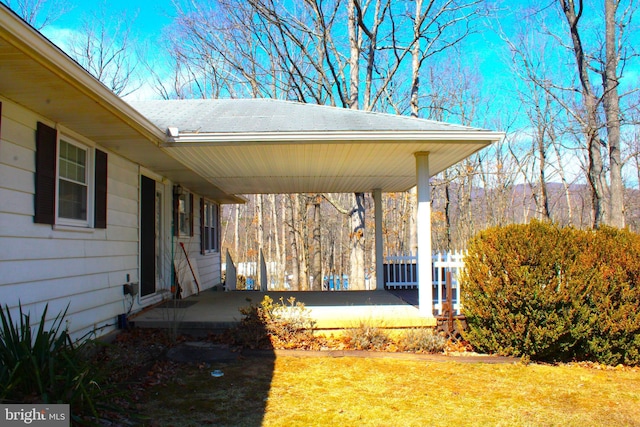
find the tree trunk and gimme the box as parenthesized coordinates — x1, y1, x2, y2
(256, 194, 264, 254)
(349, 192, 366, 290)
(233, 204, 240, 260)
(537, 124, 550, 220)
(310, 196, 323, 291)
(280, 196, 287, 288)
(286, 195, 299, 290)
(560, 0, 605, 228)
(604, 0, 624, 228)
(444, 171, 452, 251)
(410, 0, 423, 118)
(295, 195, 309, 291)
(269, 195, 284, 289)
(347, 0, 359, 110)
(409, 187, 418, 255)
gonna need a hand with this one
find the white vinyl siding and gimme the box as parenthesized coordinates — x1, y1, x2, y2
(0, 97, 223, 339)
(0, 98, 139, 339)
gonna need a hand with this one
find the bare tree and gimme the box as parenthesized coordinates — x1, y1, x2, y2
(602, 0, 626, 227)
(67, 6, 140, 96)
(285, 195, 300, 290)
(310, 195, 323, 291)
(499, 0, 638, 228)
(559, 0, 606, 227)
(1, 0, 69, 30)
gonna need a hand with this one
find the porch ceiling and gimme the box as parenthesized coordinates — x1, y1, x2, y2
(161, 139, 487, 194)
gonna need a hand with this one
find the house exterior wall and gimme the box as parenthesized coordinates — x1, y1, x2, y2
(0, 97, 222, 339)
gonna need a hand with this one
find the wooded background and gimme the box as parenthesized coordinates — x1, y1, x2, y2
(7, 0, 639, 289)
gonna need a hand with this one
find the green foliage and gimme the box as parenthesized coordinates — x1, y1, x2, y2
(396, 328, 447, 353)
(344, 323, 391, 351)
(461, 221, 640, 365)
(233, 296, 319, 349)
(0, 304, 110, 422)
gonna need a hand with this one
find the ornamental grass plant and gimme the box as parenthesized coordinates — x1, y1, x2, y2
(0, 304, 116, 423)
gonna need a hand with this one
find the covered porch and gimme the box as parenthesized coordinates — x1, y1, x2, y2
(130, 99, 504, 318)
(131, 288, 432, 334)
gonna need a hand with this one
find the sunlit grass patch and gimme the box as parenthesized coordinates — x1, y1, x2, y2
(140, 354, 640, 427)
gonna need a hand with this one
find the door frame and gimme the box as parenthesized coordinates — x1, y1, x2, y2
(139, 173, 170, 301)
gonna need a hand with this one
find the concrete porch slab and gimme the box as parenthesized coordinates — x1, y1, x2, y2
(130, 289, 436, 334)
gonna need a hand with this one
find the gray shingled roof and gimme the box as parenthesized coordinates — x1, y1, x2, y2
(128, 98, 479, 134)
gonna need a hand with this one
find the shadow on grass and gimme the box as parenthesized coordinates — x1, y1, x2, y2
(138, 325, 276, 426)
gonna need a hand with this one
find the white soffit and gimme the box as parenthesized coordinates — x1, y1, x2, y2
(162, 138, 489, 194)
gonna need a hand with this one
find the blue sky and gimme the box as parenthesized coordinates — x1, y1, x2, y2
(46, 0, 175, 40)
(41, 0, 517, 104)
(37, 1, 639, 130)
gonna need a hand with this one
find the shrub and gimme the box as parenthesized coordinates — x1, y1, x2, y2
(344, 323, 390, 351)
(460, 221, 640, 365)
(576, 226, 640, 365)
(232, 296, 320, 349)
(0, 304, 110, 422)
(397, 328, 447, 353)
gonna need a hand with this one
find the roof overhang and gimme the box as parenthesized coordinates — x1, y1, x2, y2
(0, 5, 242, 203)
(161, 131, 502, 194)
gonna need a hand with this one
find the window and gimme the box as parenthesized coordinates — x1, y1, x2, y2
(35, 122, 107, 228)
(174, 189, 193, 237)
(201, 199, 219, 254)
(57, 138, 90, 223)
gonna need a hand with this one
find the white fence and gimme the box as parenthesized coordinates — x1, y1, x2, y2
(384, 251, 465, 315)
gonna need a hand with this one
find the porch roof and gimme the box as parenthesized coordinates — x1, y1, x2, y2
(129, 99, 504, 194)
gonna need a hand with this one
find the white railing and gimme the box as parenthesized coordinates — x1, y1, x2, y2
(384, 251, 465, 315)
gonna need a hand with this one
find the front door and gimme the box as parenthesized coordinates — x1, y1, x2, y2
(140, 175, 164, 297)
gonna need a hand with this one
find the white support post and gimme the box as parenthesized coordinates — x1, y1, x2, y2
(373, 188, 384, 291)
(415, 152, 433, 317)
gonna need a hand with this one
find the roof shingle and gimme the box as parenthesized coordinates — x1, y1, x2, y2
(128, 99, 480, 134)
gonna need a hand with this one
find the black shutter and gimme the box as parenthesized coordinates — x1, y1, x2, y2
(94, 149, 108, 229)
(189, 193, 194, 236)
(173, 191, 179, 237)
(214, 203, 220, 251)
(34, 122, 57, 224)
(200, 198, 206, 255)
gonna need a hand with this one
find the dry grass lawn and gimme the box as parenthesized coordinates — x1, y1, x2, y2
(140, 354, 640, 427)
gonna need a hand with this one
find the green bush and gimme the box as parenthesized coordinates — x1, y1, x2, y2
(0, 304, 111, 422)
(460, 221, 640, 365)
(575, 226, 640, 365)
